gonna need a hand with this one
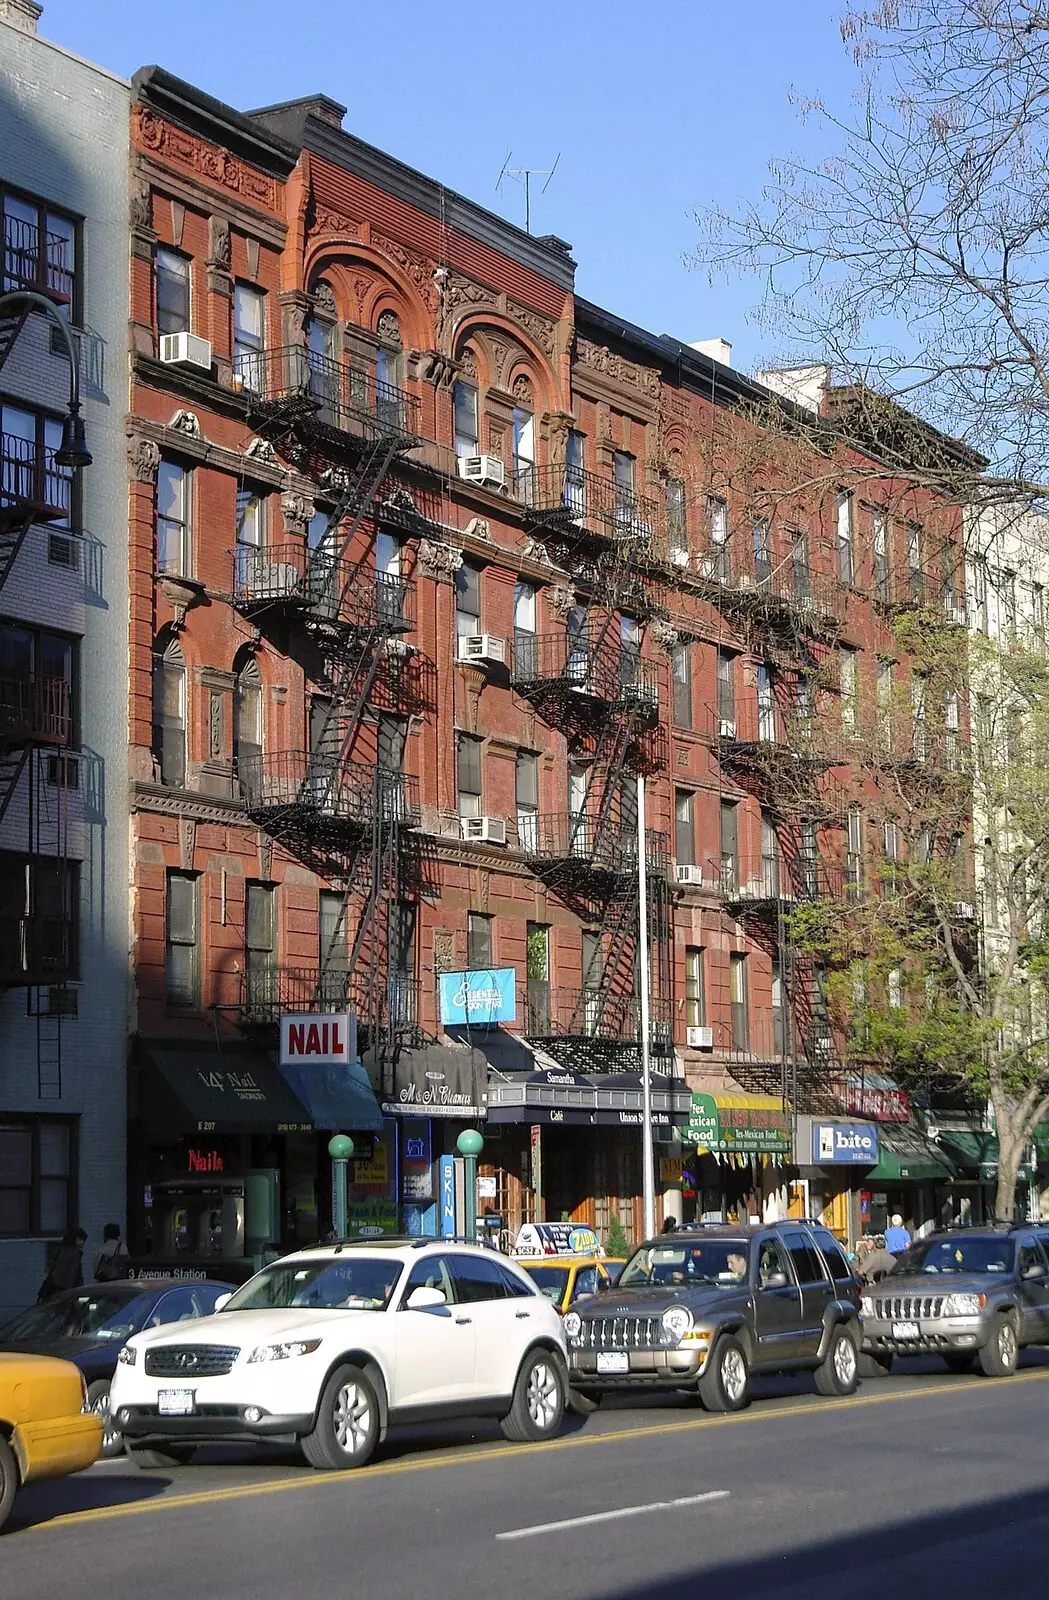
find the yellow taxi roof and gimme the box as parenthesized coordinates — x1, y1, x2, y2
(516, 1254, 624, 1269)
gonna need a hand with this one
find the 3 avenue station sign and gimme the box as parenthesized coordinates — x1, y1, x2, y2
(279, 1012, 357, 1067)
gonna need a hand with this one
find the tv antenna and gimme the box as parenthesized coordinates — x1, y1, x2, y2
(497, 151, 561, 235)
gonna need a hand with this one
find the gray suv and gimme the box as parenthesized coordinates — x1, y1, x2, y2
(860, 1226, 1049, 1378)
(564, 1222, 862, 1412)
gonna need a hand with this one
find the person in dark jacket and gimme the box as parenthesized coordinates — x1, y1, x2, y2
(40, 1228, 87, 1300)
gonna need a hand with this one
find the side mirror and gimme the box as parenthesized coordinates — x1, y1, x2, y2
(761, 1271, 788, 1290)
(405, 1285, 446, 1311)
(213, 1292, 232, 1312)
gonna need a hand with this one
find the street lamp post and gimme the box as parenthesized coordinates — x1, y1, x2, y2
(328, 1133, 354, 1240)
(637, 773, 657, 1241)
(0, 290, 92, 468)
(456, 1129, 484, 1241)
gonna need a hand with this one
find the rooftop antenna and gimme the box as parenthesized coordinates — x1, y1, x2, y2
(496, 150, 561, 235)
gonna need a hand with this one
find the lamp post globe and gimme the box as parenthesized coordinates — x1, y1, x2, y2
(328, 1134, 354, 1161)
(456, 1129, 483, 1158)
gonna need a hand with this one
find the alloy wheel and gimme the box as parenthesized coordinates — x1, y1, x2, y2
(833, 1335, 857, 1388)
(721, 1346, 747, 1403)
(91, 1388, 120, 1456)
(998, 1321, 1018, 1368)
(333, 1381, 372, 1455)
(526, 1359, 559, 1430)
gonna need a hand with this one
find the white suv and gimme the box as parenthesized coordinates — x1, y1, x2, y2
(110, 1240, 567, 1471)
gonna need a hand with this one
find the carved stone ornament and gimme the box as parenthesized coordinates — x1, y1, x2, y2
(512, 373, 534, 405)
(372, 234, 439, 314)
(281, 491, 316, 533)
(576, 336, 661, 400)
(208, 215, 231, 271)
(170, 409, 203, 440)
(459, 347, 478, 381)
(546, 583, 577, 620)
(312, 280, 337, 318)
(132, 106, 279, 213)
(522, 535, 555, 567)
(376, 309, 403, 347)
(507, 300, 557, 358)
(650, 619, 679, 654)
(463, 517, 492, 542)
(127, 434, 161, 484)
(129, 179, 153, 232)
(244, 437, 279, 467)
(417, 538, 463, 583)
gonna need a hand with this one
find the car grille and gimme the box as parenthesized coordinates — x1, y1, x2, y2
(581, 1315, 663, 1350)
(870, 1295, 946, 1321)
(144, 1344, 240, 1378)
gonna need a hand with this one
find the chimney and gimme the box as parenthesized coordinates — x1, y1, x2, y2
(0, 0, 42, 31)
(302, 95, 347, 128)
(690, 337, 733, 367)
(755, 365, 830, 416)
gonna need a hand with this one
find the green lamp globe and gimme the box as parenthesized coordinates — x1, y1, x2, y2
(456, 1129, 484, 1157)
(328, 1134, 354, 1161)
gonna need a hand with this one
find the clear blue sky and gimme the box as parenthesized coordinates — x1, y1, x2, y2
(40, 0, 855, 372)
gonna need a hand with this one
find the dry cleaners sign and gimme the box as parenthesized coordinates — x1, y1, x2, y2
(280, 1013, 357, 1067)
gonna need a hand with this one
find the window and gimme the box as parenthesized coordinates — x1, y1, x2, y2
(152, 633, 186, 788)
(0, 853, 79, 983)
(835, 490, 854, 584)
(512, 405, 535, 493)
(945, 690, 960, 767)
(613, 451, 635, 524)
(307, 315, 338, 421)
(2, 190, 76, 303)
(801, 821, 819, 896)
(675, 790, 695, 866)
(0, 618, 76, 744)
(720, 799, 738, 891)
(318, 890, 349, 1005)
(516, 750, 538, 850)
(234, 488, 265, 588)
(782, 1230, 828, 1287)
(156, 246, 190, 338)
(685, 947, 706, 1028)
(716, 651, 735, 727)
(730, 953, 749, 1049)
(672, 640, 693, 728)
(233, 652, 262, 787)
(846, 809, 863, 896)
(451, 1253, 508, 1304)
(467, 912, 493, 970)
(761, 809, 779, 895)
(402, 1252, 457, 1306)
(709, 497, 728, 546)
(912, 673, 927, 759)
(666, 477, 687, 556)
(453, 380, 479, 458)
(1001, 568, 1017, 633)
(166, 870, 199, 1007)
(156, 460, 190, 576)
(972, 559, 988, 633)
(455, 561, 481, 644)
(457, 734, 482, 819)
(375, 314, 404, 426)
(1031, 584, 1045, 640)
(876, 659, 893, 733)
(872, 509, 890, 598)
(792, 529, 811, 599)
(884, 819, 900, 891)
(513, 580, 537, 676)
(0, 1117, 74, 1236)
(245, 881, 276, 1009)
(757, 663, 775, 742)
(377, 714, 406, 776)
(620, 615, 642, 696)
(233, 283, 265, 386)
(888, 967, 903, 1009)
(526, 921, 550, 1031)
(906, 524, 923, 600)
(839, 647, 857, 734)
(753, 518, 772, 583)
(772, 957, 786, 1055)
(565, 429, 586, 517)
(0, 401, 73, 525)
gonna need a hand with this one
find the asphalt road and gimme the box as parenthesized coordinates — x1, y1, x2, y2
(6, 1353, 1049, 1599)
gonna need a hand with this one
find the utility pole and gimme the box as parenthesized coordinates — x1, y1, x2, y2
(637, 774, 656, 1240)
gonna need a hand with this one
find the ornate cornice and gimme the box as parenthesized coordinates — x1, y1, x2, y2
(131, 781, 249, 827)
(133, 105, 282, 217)
(575, 336, 661, 401)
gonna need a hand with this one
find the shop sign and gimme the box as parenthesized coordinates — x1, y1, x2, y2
(187, 1148, 224, 1173)
(530, 1124, 542, 1197)
(353, 1145, 389, 1188)
(812, 1122, 879, 1165)
(279, 1013, 355, 1067)
(844, 1082, 911, 1122)
(515, 1221, 601, 1257)
(347, 1196, 399, 1238)
(438, 968, 516, 1026)
(383, 1045, 487, 1118)
(401, 1120, 433, 1201)
(686, 1093, 791, 1156)
(439, 1154, 456, 1237)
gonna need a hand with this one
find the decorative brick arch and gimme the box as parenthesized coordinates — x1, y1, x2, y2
(303, 242, 433, 350)
(451, 312, 558, 416)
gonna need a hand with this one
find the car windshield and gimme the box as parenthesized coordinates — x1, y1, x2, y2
(521, 1266, 570, 1302)
(619, 1240, 750, 1289)
(0, 1289, 153, 1342)
(221, 1256, 403, 1312)
(902, 1237, 1015, 1276)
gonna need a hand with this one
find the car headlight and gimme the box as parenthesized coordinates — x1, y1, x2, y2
(662, 1305, 693, 1343)
(117, 1344, 137, 1366)
(860, 1297, 875, 1318)
(563, 1312, 582, 1339)
(246, 1340, 322, 1363)
(943, 1293, 985, 1317)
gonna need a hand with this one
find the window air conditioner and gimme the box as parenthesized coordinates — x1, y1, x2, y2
(159, 332, 213, 372)
(687, 1025, 714, 1050)
(671, 548, 690, 569)
(949, 606, 968, 626)
(461, 816, 507, 845)
(676, 864, 704, 886)
(953, 901, 976, 920)
(719, 719, 737, 738)
(458, 633, 507, 666)
(457, 454, 506, 489)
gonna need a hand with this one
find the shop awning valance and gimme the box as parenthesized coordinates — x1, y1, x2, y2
(686, 1093, 791, 1157)
(139, 1040, 313, 1134)
(486, 1066, 691, 1126)
(278, 1058, 382, 1133)
(866, 1123, 958, 1183)
(936, 1128, 999, 1176)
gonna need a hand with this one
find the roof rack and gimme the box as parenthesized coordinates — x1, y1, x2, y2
(317, 1234, 499, 1253)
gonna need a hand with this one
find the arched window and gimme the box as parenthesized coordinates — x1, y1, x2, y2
(152, 631, 186, 788)
(453, 347, 479, 459)
(233, 649, 263, 796)
(375, 310, 403, 395)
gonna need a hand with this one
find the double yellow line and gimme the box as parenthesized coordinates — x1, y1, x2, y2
(32, 1367, 1049, 1535)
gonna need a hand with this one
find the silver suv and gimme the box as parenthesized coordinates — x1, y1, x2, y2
(860, 1226, 1049, 1378)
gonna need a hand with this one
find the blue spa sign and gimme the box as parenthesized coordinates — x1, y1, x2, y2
(438, 968, 517, 1026)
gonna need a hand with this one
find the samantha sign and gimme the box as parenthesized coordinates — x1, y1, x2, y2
(279, 1013, 356, 1067)
(438, 968, 516, 1026)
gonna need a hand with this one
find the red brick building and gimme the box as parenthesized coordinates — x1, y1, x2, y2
(125, 70, 965, 1266)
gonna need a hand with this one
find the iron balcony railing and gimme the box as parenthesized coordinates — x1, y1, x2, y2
(0, 674, 70, 746)
(232, 542, 414, 632)
(720, 854, 846, 907)
(515, 464, 660, 546)
(0, 912, 78, 986)
(239, 752, 420, 830)
(239, 964, 419, 1035)
(693, 541, 842, 629)
(0, 433, 71, 524)
(525, 985, 674, 1052)
(3, 215, 75, 302)
(512, 633, 660, 715)
(703, 699, 847, 770)
(521, 813, 669, 880)
(237, 346, 420, 442)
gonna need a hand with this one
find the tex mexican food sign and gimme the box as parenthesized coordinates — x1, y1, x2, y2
(687, 1092, 791, 1156)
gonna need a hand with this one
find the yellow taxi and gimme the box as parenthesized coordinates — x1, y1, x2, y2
(517, 1255, 626, 1315)
(0, 1352, 103, 1532)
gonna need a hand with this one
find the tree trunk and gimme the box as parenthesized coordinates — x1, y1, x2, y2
(994, 1133, 1025, 1223)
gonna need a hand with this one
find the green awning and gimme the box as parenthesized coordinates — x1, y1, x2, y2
(936, 1128, 998, 1176)
(865, 1124, 958, 1184)
(141, 1040, 314, 1134)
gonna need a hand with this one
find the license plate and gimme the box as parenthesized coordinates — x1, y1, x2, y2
(157, 1388, 195, 1416)
(596, 1351, 630, 1375)
(891, 1321, 920, 1341)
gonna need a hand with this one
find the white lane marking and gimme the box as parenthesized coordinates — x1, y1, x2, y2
(495, 1488, 730, 1541)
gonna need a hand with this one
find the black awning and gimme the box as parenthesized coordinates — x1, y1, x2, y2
(379, 1042, 488, 1118)
(139, 1040, 313, 1134)
(485, 1067, 692, 1127)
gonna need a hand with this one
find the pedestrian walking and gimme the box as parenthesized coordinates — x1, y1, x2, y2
(92, 1223, 129, 1282)
(38, 1228, 87, 1300)
(858, 1235, 897, 1283)
(884, 1214, 911, 1255)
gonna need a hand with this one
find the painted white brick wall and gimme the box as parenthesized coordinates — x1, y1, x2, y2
(0, 19, 130, 1311)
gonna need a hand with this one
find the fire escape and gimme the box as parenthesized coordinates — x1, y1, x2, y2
(230, 343, 423, 1082)
(511, 463, 673, 1073)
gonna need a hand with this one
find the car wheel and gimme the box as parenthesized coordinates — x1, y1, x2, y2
(697, 1333, 750, 1413)
(942, 1354, 976, 1374)
(86, 1380, 123, 1460)
(813, 1325, 859, 1397)
(0, 1435, 18, 1535)
(567, 1386, 602, 1416)
(858, 1351, 892, 1379)
(978, 1316, 1019, 1378)
(127, 1444, 196, 1469)
(501, 1349, 566, 1442)
(301, 1364, 380, 1471)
